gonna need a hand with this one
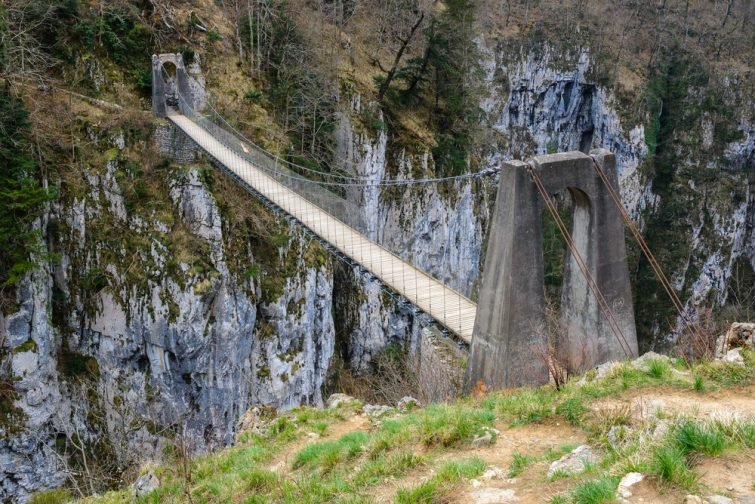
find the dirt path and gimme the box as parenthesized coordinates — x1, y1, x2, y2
(697, 453, 755, 500)
(265, 414, 371, 473)
(453, 385, 755, 504)
(366, 420, 586, 503)
(451, 421, 585, 504)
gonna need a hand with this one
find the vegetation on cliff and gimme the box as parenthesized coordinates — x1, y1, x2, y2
(0, 84, 54, 300)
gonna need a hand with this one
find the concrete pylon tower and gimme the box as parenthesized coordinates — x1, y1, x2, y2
(467, 150, 638, 390)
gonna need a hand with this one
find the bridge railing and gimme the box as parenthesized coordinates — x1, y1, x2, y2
(175, 93, 369, 236)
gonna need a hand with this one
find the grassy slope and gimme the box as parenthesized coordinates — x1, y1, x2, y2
(40, 350, 753, 504)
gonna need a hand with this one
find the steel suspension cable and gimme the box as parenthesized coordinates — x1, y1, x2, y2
(528, 165, 634, 358)
(589, 158, 704, 341)
(172, 88, 499, 188)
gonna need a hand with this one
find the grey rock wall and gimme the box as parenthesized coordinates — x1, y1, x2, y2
(0, 133, 336, 502)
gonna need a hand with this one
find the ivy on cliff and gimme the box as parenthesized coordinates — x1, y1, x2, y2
(633, 50, 750, 348)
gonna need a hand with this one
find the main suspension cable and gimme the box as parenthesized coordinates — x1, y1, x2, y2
(172, 88, 499, 188)
(202, 97, 370, 182)
(168, 77, 496, 186)
(590, 158, 704, 342)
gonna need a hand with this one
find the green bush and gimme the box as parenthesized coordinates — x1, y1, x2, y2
(244, 89, 264, 102)
(207, 28, 222, 42)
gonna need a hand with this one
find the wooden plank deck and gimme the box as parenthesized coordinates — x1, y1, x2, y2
(169, 114, 477, 343)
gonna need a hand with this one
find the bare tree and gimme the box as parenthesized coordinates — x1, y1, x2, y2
(0, 1, 60, 82)
(532, 300, 590, 390)
(375, 11, 424, 101)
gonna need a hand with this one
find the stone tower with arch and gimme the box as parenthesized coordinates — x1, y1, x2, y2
(152, 53, 194, 117)
(468, 150, 638, 389)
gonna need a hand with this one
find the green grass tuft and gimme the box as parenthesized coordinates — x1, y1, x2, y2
(395, 458, 484, 503)
(673, 420, 725, 456)
(492, 389, 554, 425)
(29, 489, 73, 504)
(556, 396, 588, 426)
(417, 404, 495, 447)
(242, 468, 279, 492)
(435, 457, 486, 480)
(312, 421, 329, 436)
(569, 476, 618, 504)
(652, 445, 697, 488)
(395, 480, 438, 504)
(693, 374, 704, 392)
(646, 359, 670, 379)
(696, 352, 755, 386)
(739, 422, 755, 448)
(354, 451, 425, 486)
(293, 431, 368, 471)
(508, 453, 536, 477)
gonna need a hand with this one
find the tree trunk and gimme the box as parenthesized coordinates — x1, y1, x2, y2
(524, 0, 529, 25)
(377, 11, 424, 101)
(722, 0, 733, 27)
(248, 0, 254, 77)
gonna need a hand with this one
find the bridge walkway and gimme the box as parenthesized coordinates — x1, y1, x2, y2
(168, 113, 478, 343)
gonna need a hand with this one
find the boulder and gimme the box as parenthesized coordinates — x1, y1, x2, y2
(472, 431, 494, 447)
(617, 472, 644, 498)
(632, 351, 671, 369)
(547, 445, 599, 479)
(397, 396, 420, 412)
(480, 466, 505, 481)
(326, 393, 357, 409)
(363, 404, 393, 418)
(133, 471, 160, 497)
(607, 425, 631, 448)
(238, 407, 264, 432)
(715, 322, 755, 358)
(633, 397, 666, 419)
(652, 420, 671, 441)
(722, 348, 745, 365)
(705, 496, 734, 504)
(471, 488, 520, 503)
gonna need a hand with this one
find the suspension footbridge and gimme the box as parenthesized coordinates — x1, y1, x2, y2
(167, 112, 479, 342)
(152, 53, 669, 389)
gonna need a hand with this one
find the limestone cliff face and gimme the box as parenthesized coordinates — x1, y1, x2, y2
(333, 42, 753, 356)
(0, 130, 335, 501)
(489, 47, 654, 220)
(1, 257, 65, 497)
(487, 44, 754, 344)
(332, 101, 490, 371)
